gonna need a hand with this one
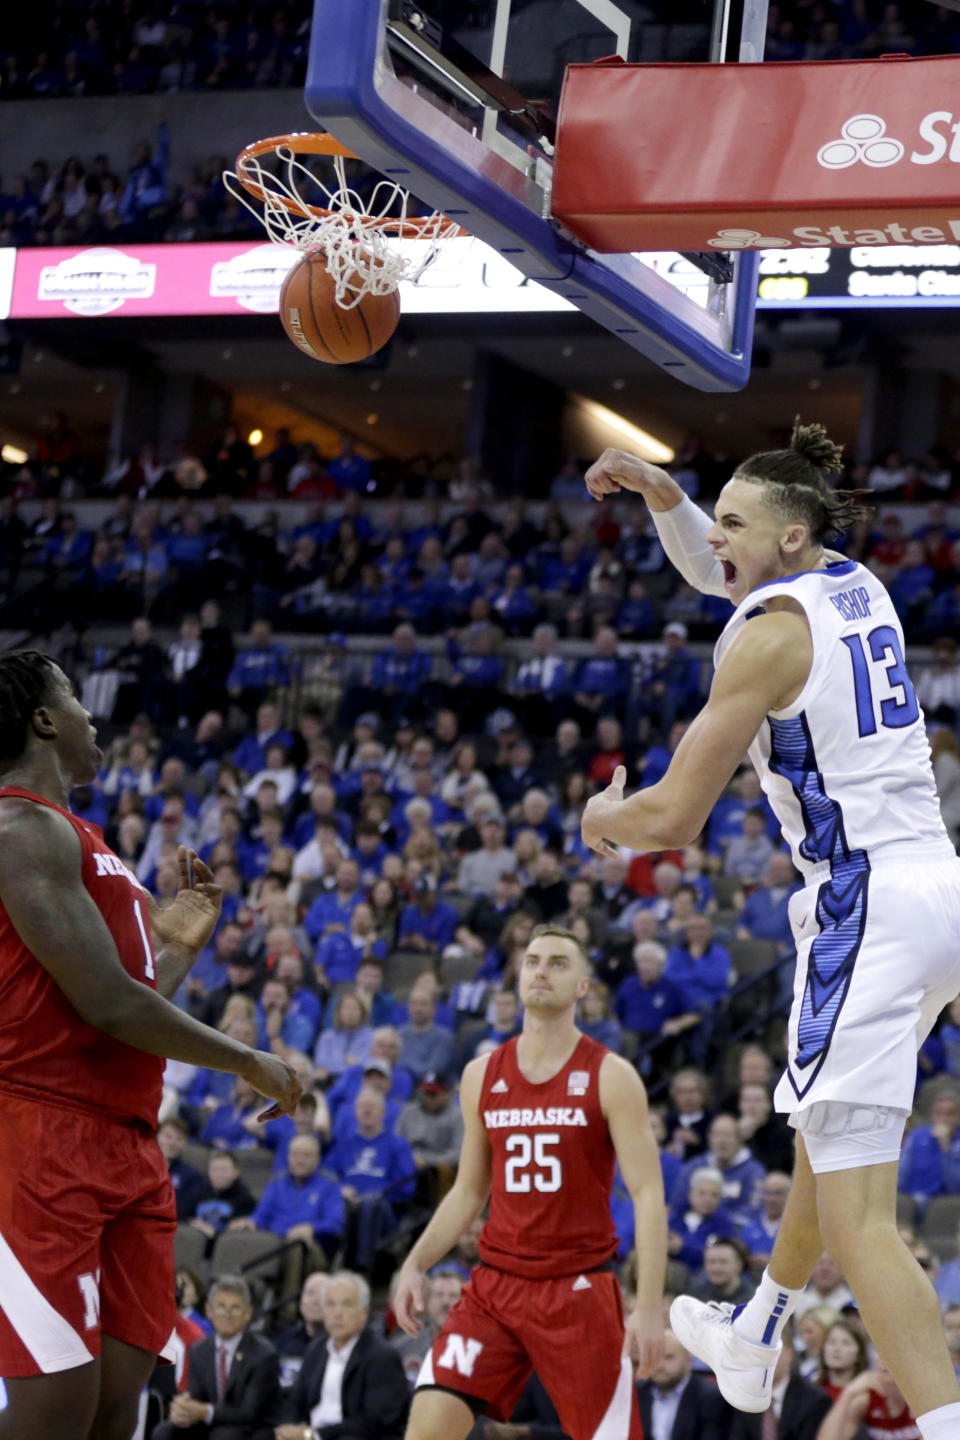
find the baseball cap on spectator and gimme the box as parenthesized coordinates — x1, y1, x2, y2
(357, 712, 380, 728)
(663, 622, 688, 640)
(487, 707, 518, 736)
(363, 1057, 392, 1079)
(418, 1070, 453, 1093)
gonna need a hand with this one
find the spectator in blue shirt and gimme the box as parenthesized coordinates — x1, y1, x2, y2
(899, 1092, 960, 1209)
(257, 975, 322, 1059)
(664, 915, 732, 1065)
(572, 626, 631, 719)
(490, 564, 535, 634)
(539, 535, 591, 594)
(236, 1134, 344, 1262)
(398, 875, 459, 954)
(328, 435, 373, 494)
(227, 618, 290, 714)
(370, 623, 432, 709)
(736, 851, 802, 946)
(314, 991, 374, 1083)
(42, 511, 92, 569)
(198, 1076, 262, 1150)
(616, 579, 657, 640)
(304, 857, 364, 943)
(671, 1114, 766, 1227)
(232, 699, 295, 778)
(636, 622, 703, 738)
(667, 1165, 737, 1272)
(615, 941, 689, 1041)
(398, 990, 455, 1082)
(446, 626, 504, 716)
(578, 979, 622, 1053)
(315, 904, 387, 987)
(326, 1047, 414, 1120)
(324, 1087, 417, 1270)
(738, 1171, 792, 1269)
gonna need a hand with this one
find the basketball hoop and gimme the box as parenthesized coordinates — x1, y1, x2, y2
(223, 132, 464, 309)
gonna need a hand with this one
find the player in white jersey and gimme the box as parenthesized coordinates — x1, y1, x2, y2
(580, 422, 960, 1440)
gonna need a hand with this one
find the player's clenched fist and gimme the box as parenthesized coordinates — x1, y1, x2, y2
(243, 1050, 302, 1119)
(584, 447, 672, 502)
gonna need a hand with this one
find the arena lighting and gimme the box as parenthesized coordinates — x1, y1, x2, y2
(1, 443, 27, 464)
(573, 398, 675, 465)
(247, 429, 263, 445)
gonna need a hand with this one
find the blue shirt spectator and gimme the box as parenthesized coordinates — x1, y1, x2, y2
(899, 1096, 960, 1206)
(397, 884, 460, 952)
(737, 856, 801, 945)
(328, 440, 373, 494)
(371, 630, 432, 694)
(231, 702, 295, 776)
(668, 1169, 737, 1272)
(304, 876, 365, 942)
(326, 1058, 414, 1118)
(313, 994, 375, 1080)
(615, 947, 687, 1036)
(198, 1089, 261, 1151)
(672, 1117, 766, 1227)
(665, 918, 732, 1012)
(251, 1143, 345, 1253)
(398, 995, 455, 1082)
(324, 1114, 416, 1203)
(573, 631, 630, 712)
(315, 929, 388, 986)
(227, 621, 290, 699)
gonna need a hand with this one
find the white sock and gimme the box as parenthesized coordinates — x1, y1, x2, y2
(917, 1402, 960, 1440)
(731, 1269, 804, 1348)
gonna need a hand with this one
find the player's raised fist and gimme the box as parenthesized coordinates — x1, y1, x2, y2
(585, 448, 672, 502)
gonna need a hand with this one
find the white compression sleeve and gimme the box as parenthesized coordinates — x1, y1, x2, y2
(648, 495, 729, 598)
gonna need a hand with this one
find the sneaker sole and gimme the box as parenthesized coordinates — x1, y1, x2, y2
(669, 1297, 773, 1414)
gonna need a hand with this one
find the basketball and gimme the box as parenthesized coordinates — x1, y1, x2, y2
(279, 250, 401, 364)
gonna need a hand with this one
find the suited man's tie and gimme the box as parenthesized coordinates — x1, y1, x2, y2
(217, 1343, 229, 1402)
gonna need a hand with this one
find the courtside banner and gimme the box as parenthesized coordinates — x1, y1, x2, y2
(552, 54, 960, 253)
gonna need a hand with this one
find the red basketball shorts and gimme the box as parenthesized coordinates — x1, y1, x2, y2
(0, 1093, 177, 1377)
(417, 1264, 642, 1440)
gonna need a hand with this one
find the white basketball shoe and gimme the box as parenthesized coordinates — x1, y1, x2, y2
(669, 1297, 779, 1413)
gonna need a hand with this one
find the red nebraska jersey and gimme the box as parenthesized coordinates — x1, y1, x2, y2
(0, 786, 163, 1127)
(478, 1033, 617, 1279)
(864, 1392, 919, 1440)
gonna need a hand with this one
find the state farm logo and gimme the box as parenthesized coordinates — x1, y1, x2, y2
(817, 110, 960, 170)
(818, 114, 904, 170)
(37, 247, 156, 315)
(708, 227, 789, 250)
(209, 243, 298, 313)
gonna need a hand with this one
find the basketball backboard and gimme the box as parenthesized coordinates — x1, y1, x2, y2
(305, 0, 766, 392)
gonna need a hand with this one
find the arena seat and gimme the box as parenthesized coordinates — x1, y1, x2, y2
(728, 938, 781, 979)
(235, 1148, 275, 1200)
(921, 1195, 960, 1259)
(173, 1223, 208, 1276)
(182, 1142, 213, 1174)
(441, 951, 484, 986)
(210, 1230, 286, 1287)
(385, 951, 433, 993)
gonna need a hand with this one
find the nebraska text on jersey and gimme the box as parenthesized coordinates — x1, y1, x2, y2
(484, 1106, 588, 1128)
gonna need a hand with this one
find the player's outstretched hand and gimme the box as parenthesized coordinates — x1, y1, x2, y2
(149, 846, 222, 953)
(243, 1051, 302, 1121)
(584, 447, 672, 502)
(580, 764, 627, 858)
(627, 1304, 666, 1380)
(393, 1261, 427, 1337)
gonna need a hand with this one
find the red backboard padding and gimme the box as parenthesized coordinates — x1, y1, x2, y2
(552, 54, 960, 253)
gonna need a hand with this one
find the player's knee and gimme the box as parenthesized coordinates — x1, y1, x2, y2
(87, 1398, 142, 1440)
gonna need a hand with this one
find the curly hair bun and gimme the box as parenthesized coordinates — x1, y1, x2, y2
(789, 416, 844, 476)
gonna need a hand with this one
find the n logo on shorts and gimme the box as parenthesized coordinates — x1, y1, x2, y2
(438, 1334, 484, 1376)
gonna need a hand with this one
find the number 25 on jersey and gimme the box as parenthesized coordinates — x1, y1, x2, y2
(504, 1132, 562, 1193)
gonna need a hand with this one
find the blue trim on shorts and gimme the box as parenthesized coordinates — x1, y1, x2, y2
(767, 713, 870, 1101)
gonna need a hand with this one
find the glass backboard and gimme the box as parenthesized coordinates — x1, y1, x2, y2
(305, 0, 765, 392)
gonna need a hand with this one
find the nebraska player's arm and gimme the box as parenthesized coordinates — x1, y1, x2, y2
(0, 801, 300, 1115)
(814, 1370, 873, 1440)
(599, 1052, 667, 1380)
(581, 612, 811, 855)
(393, 1054, 493, 1337)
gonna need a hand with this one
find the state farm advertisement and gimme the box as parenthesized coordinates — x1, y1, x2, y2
(554, 53, 960, 253)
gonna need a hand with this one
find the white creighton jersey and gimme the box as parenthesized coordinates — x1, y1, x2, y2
(714, 557, 947, 879)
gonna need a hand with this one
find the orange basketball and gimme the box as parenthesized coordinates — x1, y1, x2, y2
(279, 250, 401, 364)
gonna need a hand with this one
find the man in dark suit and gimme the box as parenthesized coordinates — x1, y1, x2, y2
(152, 1275, 282, 1440)
(277, 1271, 409, 1440)
(728, 1327, 831, 1440)
(636, 1329, 732, 1440)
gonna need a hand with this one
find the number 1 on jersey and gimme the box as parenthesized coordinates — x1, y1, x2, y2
(504, 1132, 562, 1192)
(132, 898, 156, 980)
(842, 625, 920, 739)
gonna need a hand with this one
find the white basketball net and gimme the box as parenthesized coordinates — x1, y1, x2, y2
(223, 146, 460, 310)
